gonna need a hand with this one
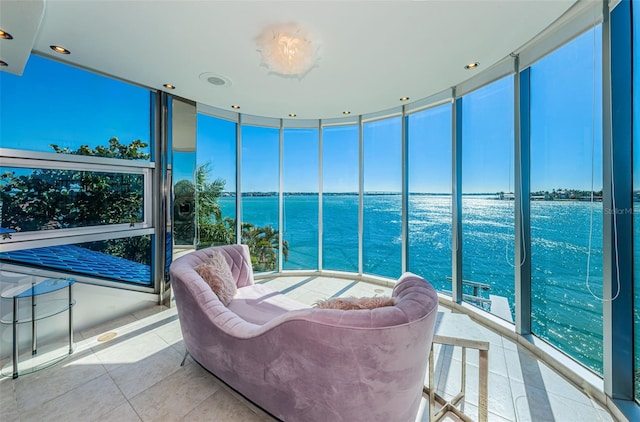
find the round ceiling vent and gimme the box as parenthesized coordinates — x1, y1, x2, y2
(199, 72, 232, 88)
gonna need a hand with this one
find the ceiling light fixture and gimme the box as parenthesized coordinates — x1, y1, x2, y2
(0, 60, 7, 67)
(288, 113, 297, 117)
(163, 84, 176, 90)
(50, 45, 70, 54)
(465, 62, 480, 70)
(256, 23, 320, 79)
(343, 111, 351, 115)
(0, 30, 13, 40)
(231, 105, 240, 110)
(400, 97, 410, 102)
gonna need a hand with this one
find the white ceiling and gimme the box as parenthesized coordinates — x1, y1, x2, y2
(1, 0, 577, 119)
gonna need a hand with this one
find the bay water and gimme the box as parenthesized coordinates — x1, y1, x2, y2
(220, 194, 639, 375)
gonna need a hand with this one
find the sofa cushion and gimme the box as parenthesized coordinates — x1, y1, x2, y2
(227, 284, 309, 325)
(315, 296, 396, 310)
(194, 250, 237, 305)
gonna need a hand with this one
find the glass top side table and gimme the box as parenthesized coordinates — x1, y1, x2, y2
(1, 277, 76, 378)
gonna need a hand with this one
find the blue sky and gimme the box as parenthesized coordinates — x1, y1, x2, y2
(1, 24, 634, 193)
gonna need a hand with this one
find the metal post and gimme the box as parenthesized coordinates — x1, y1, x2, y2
(318, 120, 324, 271)
(12, 296, 18, 378)
(401, 106, 409, 274)
(278, 119, 284, 272)
(236, 114, 243, 244)
(358, 115, 364, 275)
(31, 280, 36, 355)
(452, 94, 463, 303)
(515, 61, 532, 335)
(603, 0, 634, 401)
(68, 281, 74, 354)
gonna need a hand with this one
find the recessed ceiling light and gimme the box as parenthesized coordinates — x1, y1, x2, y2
(288, 113, 297, 117)
(400, 97, 410, 102)
(0, 30, 13, 40)
(343, 111, 351, 115)
(50, 45, 70, 55)
(465, 62, 480, 70)
(0, 60, 7, 67)
(231, 105, 240, 110)
(163, 84, 176, 90)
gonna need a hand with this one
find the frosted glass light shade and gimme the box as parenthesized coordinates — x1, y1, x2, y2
(256, 24, 319, 79)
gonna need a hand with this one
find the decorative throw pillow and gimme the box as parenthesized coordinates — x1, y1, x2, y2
(194, 250, 237, 306)
(314, 296, 396, 310)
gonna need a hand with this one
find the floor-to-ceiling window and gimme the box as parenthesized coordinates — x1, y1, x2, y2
(461, 76, 515, 319)
(408, 104, 452, 292)
(194, 114, 237, 248)
(363, 117, 402, 278)
(530, 27, 603, 373)
(283, 127, 319, 270)
(241, 125, 280, 272)
(0, 55, 154, 286)
(322, 125, 359, 272)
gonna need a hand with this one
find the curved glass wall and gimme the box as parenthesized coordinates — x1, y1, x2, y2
(195, 114, 237, 247)
(461, 76, 515, 317)
(241, 125, 280, 271)
(283, 128, 319, 270)
(322, 125, 359, 272)
(407, 104, 452, 292)
(530, 27, 603, 374)
(363, 117, 402, 278)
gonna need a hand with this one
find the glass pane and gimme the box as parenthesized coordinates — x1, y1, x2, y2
(241, 125, 280, 271)
(363, 117, 401, 278)
(408, 104, 452, 292)
(633, 0, 640, 402)
(0, 56, 150, 159)
(461, 75, 515, 318)
(0, 236, 152, 285)
(0, 167, 144, 233)
(322, 125, 359, 272)
(283, 128, 318, 270)
(530, 28, 603, 373)
(194, 114, 237, 248)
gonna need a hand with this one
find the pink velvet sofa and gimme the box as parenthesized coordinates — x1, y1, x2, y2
(170, 244, 439, 422)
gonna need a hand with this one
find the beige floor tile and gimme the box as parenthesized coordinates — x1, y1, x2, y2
(93, 401, 143, 422)
(20, 373, 126, 422)
(13, 349, 106, 412)
(180, 387, 273, 421)
(510, 379, 606, 422)
(93, 331, 172, 371)
(0, 376, 19, 422)
(128, 361, 221, 421)
(107, 344, 183, 399)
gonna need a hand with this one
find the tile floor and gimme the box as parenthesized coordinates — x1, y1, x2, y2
(0, 275, 617, 422)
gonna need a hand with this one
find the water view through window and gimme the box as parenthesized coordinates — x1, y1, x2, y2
(241, 125, 280, 271)
(408, 105, 452, 292)
(530, 27, 603, 373)
(195, 114, 237, 247)
(363, 117, 402, 279)
(461, 75, 515, 318)
(283, 128, 319, 270)
(322, 125, 359, 272)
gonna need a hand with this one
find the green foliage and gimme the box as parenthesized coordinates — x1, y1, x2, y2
(185, 162, 287, 271)
(0, 138, 150, 265)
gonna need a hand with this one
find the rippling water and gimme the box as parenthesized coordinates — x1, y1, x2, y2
(222, 194, 639, 375)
